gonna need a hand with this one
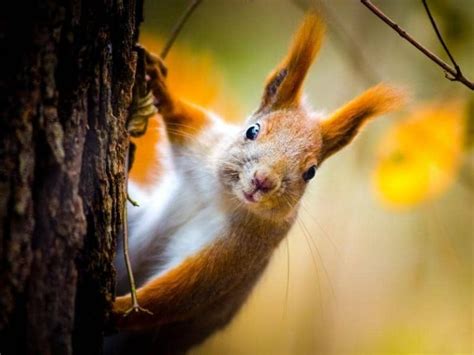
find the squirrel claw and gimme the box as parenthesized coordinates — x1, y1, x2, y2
(134, 45, 171, 113)
(127, 44, 160, 138)
(141, 47, 168, 78)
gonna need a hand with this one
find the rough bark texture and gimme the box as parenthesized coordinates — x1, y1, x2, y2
(0, 0, 143, 354)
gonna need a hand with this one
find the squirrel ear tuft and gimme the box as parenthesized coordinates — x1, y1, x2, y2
(319, 84, 405, 162)
(258, 12, 325, 112)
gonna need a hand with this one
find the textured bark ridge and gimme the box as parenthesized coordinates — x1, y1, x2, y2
(0, 0, 143, 353)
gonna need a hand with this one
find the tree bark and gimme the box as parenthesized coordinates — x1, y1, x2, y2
(0, 0, 143, 354)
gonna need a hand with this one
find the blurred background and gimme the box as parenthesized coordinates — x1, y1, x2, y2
(132, 0, 473, 353)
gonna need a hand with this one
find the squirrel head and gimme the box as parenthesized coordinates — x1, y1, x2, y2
(218, 13, 404, 220)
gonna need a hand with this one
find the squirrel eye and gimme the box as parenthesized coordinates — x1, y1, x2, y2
(303, 165, 317, 182)
(245, 123, 260, 140)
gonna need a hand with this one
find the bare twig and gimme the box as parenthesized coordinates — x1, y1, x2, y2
(120, 0, 204, 316)
(122, 145, 153, 317)
(127, 194, 139, 206)
(421, 0, 459, 73)
(160, 0, 204, 59)
(361, 0, 474, 90)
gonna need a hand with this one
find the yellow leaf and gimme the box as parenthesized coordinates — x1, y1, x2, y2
(373, 100, 466, 209)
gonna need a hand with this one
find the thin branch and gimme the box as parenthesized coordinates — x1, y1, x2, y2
(121, 144, 153, 317)
(160, 0, 204, 59)
(361, 0, 474, 91)
(120, 1, 204, 315)
(421, 0, 459, 72)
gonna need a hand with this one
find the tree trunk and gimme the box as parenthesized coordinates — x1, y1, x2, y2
(0, 0, 143, 354)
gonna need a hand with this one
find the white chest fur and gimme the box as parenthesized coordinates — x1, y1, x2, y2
(115, 116, 237, 292)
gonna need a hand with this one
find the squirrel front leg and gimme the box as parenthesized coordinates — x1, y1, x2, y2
(113, 244, 230, 331)
(144, 50, 212, 145)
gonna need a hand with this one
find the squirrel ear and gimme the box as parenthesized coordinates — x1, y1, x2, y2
(258, 12, 325, 112)
(319, 84, 405, 162)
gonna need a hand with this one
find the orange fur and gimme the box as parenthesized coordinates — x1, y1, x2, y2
(129, 117, 163, 185)
(114, 247, 213, 330)
(145, 51, 211, 145)
(319, 84, 405, 161)
(113, 223, 284, 332)
(161, 99, 210, 145)
(259, 12, 325, 111)
(111, 12, 404, 354)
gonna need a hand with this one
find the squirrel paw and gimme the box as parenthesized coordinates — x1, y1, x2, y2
(141, 47, 170, 107)
(127, 44, 162, 137)
(142, 46, 168, 79)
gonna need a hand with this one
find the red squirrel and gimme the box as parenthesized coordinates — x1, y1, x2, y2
(109, 13, 403, 354)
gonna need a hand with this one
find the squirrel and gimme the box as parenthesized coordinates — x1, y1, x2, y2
(108, 13, 404, 354)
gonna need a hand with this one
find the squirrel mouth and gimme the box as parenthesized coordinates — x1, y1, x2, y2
(243, 190, 257, 203)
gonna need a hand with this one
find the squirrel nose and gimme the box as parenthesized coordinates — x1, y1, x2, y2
(252, 170, 277, 193)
